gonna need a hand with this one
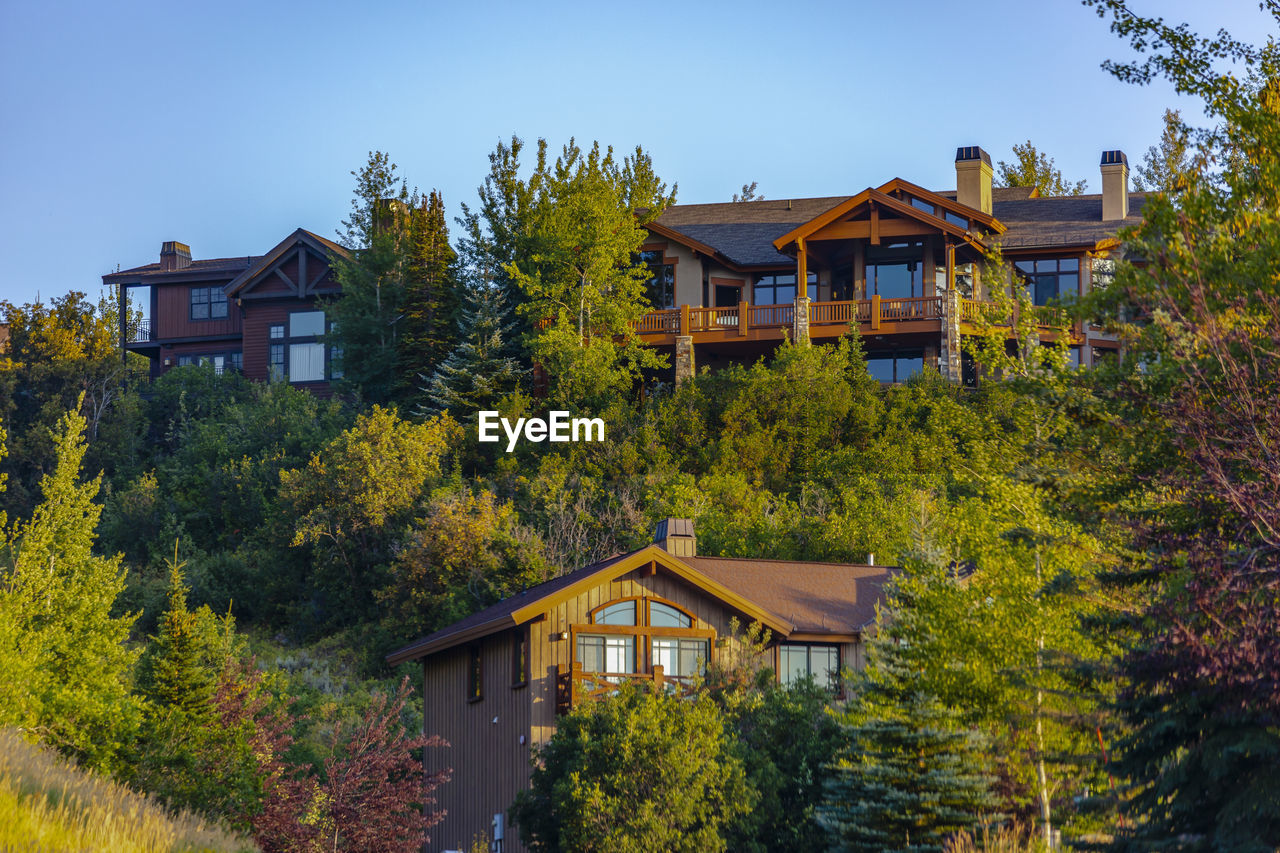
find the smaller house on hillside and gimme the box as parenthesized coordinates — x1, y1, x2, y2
(388, 519, 893, 853)
(104, 229, 350, 393)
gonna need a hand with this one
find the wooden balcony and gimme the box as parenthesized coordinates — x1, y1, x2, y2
(554, 661, 695, 714)
(629, 296, 1077, 346)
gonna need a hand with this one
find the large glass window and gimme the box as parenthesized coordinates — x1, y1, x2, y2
(753, 272, 815, 305)
(189, 287, 228, 321)
(637, 250, 675, 310)
(866, 350, 924, 383)
(1015, 258, 1079, 306)
(289, 343, 325, 382)
(652, 638, 708, 678)
(779, 644, 839, 691)
(577, 634, 636, 674)
(866, 241, 925, 300)
(290, 310, 326, 337)
(594, 601, 637, 625)
(649, 602, 692, 628)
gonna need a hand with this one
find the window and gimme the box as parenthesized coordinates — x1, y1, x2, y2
(866, 241, 925, 299)
(176, 351, 241, 375)
(189, 287, 228, 321)
(577, 634, 636, 675)
(512, 629, 529, 687)
(269, 344, 286, 381)
(289, 343, 325, 382)
(866, 349, 924, 383)
(779, 643, 839, 691)
(279, 311, 329, 383)
(594, 601, 637, 625)
(468, 645, 483, 702)
(637, 249, 675, 310)
(753, 272, 815, 305)
(575, 597, 709, 682)
(290, 311, 326, 337)
(1015, 258, 1079, 307)
(651, 637, 708, 678)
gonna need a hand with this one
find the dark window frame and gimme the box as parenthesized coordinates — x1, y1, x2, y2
(189, 286, 229, 321)
(637, 249, 676, 310)
(512, 628, 529, 688)
(467, 645, 483, 703)
(779, 642, 841, 692)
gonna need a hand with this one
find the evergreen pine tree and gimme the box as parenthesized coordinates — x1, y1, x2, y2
(0, 403, 141, 772)
(137, 543, 217, 722)
(820, 641, 1000, 853)
(401, 189, 460, 401)
(420, 278, 525, 416)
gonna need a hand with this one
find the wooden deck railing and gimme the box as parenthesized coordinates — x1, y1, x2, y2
(554, 662, 695, 714)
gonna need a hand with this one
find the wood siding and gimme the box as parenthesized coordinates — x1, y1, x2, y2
(240, 299, 333, 395)
(155, 280, 242, 340)
(424, 632, 532, 853)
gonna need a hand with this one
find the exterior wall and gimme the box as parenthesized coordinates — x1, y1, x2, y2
(423, 631, 532, 853)
(155, 280, 242, 340)
(240, 298, 333, 395)
(663, 241, 703, 307)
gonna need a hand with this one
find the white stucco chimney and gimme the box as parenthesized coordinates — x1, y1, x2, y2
(1101, 150, 1130, 221)
(955, 146, 993, 216)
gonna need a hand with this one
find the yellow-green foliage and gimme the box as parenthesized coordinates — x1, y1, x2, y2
(0, 729, 254, 853)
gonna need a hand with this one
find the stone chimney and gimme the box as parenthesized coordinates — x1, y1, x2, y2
(653, 518, 696, 558)
(159, 241, 192, 272)
(955, 146, 993, 216)
(1101, 150, 1129, 221)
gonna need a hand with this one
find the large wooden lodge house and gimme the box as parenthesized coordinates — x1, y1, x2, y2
(105, 144, 1140, 393)
(634, 145, 1143, 384)
(387, 519, 892, 853)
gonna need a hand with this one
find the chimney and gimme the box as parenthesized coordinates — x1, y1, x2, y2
(159, 241, 192, 272)
(955, 146, 993, 216)
(1100, 150, 1129, 221)
(653, 518, 696, 558)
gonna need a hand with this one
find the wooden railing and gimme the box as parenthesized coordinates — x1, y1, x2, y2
(879, 295, 943, 322)
(960, 298, 1010, 325)
(808, 300, 870, 326)
(750, 304, 793, 328)
(554, 662, 694, 714)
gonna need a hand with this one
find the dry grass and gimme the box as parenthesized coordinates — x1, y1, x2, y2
(0, 728, 255, 853)
(945, 822, 1057, 853)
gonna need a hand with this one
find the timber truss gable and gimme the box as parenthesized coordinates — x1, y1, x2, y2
(225, 228, 349, 301)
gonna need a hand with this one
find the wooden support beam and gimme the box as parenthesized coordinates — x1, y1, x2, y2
(275, 268, 296, 293)
(871, 293, 882, 330)
(870, 204, 881, 246)
(738, 300, 749, 337)
(680, 303, 691, 335)
(809, 219, 936, 241)
(298, 249, 307, 297)
(797, 238, 808, 299)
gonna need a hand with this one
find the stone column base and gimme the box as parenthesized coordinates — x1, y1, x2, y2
(675, 335, 695, 385)
(793, 296, 811, 345)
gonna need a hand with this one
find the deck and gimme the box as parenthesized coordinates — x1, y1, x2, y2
(631, 297, 1074, 346)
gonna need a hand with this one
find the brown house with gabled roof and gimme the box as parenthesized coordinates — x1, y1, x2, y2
(632, 146, 1144, 383)
(387, 520, 892, 853)
(104, 228, 349, 392)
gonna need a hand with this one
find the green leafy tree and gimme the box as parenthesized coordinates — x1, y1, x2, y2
(420, 279, 526, 417)
(278, 406, 459, 626)
(0, 404, 141, 772)
(1082, 3, 1280, 847)
(732, 181, 763, 202)
(1133, 108, 1197, 195)
(996, 141, 1087, 196)
(510, 685, 754, 853)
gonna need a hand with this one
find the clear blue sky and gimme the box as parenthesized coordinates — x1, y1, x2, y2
(0, 0, 1273, 307)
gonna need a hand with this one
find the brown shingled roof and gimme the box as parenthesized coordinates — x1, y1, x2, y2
(105, 256, 260, 280)
(685, 556, 891, 635)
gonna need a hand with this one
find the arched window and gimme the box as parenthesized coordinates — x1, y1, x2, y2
(576, 597, 710, 680)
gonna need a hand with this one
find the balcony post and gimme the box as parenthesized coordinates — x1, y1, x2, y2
(793, 295, 811, 345)
(738, 300, 749, 337)
(117, 283, 127, 363)
(653, 665, 665, 690)
(675, 335, 695, 386)
(680, 303, 691, 335)
(871, 294, 882, 330)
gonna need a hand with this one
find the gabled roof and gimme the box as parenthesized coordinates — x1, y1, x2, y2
(224, 228, 350, 297)
(386, 544, 895, 665)
(771, 180, 1003, 254)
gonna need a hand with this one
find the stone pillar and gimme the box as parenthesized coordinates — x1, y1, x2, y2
(793, 296, 811, 345)
(939, 287, 962, 383)
(675, 335, 695, 384)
